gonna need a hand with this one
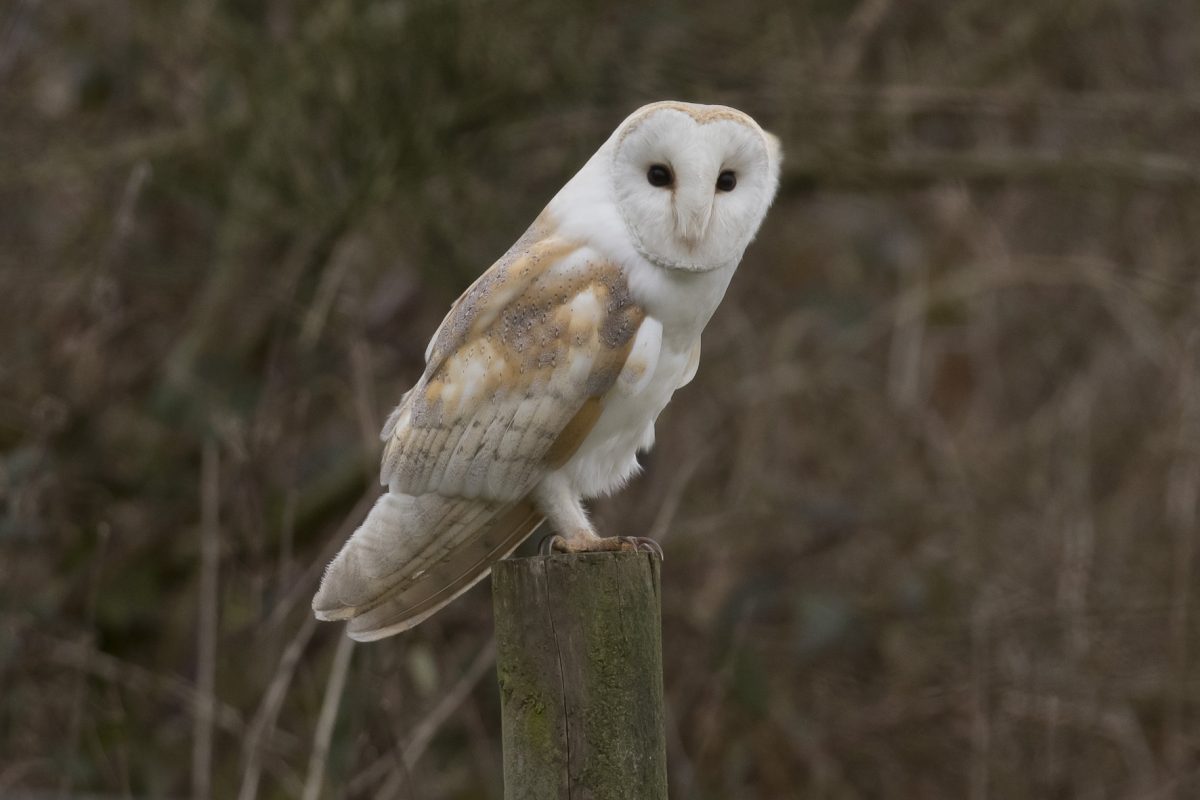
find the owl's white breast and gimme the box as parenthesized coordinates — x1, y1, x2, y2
(558, 318, 695, 498)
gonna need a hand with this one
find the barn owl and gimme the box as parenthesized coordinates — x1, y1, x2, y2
(313, 101, 781, 641)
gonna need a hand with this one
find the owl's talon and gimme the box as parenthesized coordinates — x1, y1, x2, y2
(619, 536, 663, 560)
(633, 537, 665, 561)
(539, 534, 569, 555)
(540, 534, 664, 559)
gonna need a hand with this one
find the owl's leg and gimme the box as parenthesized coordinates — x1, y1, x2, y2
(533, 473, 597, 544)
(532, 474, 663, 558)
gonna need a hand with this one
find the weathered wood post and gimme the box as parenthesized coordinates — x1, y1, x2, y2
(492, 550, 668, 799)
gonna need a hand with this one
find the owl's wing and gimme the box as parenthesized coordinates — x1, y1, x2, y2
(316, 230, 655, 637)
(378, 231, 647, 500)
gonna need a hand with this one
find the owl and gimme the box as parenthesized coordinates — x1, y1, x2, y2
(313, 101, 782, 640)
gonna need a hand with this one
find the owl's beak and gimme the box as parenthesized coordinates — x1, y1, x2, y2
(674, 191, 712, 249)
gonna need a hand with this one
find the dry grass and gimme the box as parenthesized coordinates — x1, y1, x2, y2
(2, 0, 1200, 797)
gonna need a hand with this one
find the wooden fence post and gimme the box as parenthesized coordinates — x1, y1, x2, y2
(492, 550, 668, 799)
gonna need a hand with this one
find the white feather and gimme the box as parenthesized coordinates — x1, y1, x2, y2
(618, 316, 662, 396)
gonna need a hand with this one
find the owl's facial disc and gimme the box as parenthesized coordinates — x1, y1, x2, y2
(612, 103, 781, 273)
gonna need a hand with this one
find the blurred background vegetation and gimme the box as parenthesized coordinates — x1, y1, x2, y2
(3, 0, 1200, 797)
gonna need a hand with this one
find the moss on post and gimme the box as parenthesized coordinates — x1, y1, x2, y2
(493, 551, 668, 800)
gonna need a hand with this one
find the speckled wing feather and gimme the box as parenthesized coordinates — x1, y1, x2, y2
(378, 221, 646, 500)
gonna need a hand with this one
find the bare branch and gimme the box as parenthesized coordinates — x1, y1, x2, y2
(301, 635, 356, 800)
(192, 438, 220, 800)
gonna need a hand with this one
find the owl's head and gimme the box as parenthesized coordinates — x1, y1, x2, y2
(610, 102, 781, 273)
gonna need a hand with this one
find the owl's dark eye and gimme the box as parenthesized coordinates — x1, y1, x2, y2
(716, 170, 737, 192)
(646, 164, 673, 188)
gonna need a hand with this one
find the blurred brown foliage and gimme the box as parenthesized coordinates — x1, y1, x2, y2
(3, 0, 1200, 797)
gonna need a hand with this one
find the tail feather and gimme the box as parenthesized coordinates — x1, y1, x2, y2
(312, 492, 543, 640)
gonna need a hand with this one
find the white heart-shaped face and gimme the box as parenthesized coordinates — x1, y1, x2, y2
(611, 103, 781, 273)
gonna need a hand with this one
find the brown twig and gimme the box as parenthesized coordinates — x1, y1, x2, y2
(1165, 332, 1200, 780)
(783, 149, 1200, 191)
(237, 615, 319, 800)
(41, 635, 246, 736)
(301, 634, 356, 800)
(193, 438, 221, 800)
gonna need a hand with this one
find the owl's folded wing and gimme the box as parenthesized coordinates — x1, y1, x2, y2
(379, 234, 649, 500)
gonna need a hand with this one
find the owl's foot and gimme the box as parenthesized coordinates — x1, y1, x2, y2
(539, 534, 664, 560)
